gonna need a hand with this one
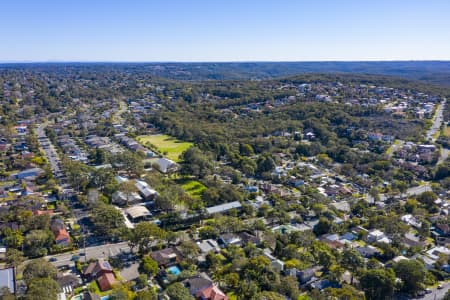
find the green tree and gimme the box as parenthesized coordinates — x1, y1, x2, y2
(23, 230, 53, 257)
(360, 268, 396, 300)
(178, 240, 199, 264)
(23, 259, 57, 284)
(278, 275, 301, 299)
(3, 230, 24, 249)
(341, 248, 364, 284)
(140, 256, 159, 277)
(25, 277, 60, 300)
(135, 274, 148, 289)
(128, 222, 167, 254)
(394, 259, 426, 294)
(324, 284, 365, 300)
(180, 146, 213, 179)
(314, 217, 332, 235)
(113, 151, 144, 177)
(256, 154, 276, 175)
(90, 202, 125, 239)
(5, 248, 25, 268)
(416, 191, 438, 207)
(258, 291, 285, 300)
(118, 180, 139, 206)
(165, 282, 194, 300)
(109, 287, 128, 300)
(90, 167, 115, 193)
(135, 289, 157, 300)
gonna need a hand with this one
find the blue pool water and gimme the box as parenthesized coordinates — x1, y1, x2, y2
(167, 265, 181, 275)
(101, 296, 110, 300)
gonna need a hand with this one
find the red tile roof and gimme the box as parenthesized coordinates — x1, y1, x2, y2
(196, 285, 228, 300)
(54, 228, 71, 243)
(97, 272, 117, 291)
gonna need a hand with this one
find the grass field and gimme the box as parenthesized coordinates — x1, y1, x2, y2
(137, 134, 193, 162)
(443, 125, 450, 137)
(176, 178, 207, 199)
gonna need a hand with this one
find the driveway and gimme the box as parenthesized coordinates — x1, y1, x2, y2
(120, 262, 140, 281)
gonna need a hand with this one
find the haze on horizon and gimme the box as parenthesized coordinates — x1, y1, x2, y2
(1, 0, 450, 62)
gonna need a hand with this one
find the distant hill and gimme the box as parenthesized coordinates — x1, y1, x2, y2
(137, 61, 450, 85)
(1, 61, 450, 86)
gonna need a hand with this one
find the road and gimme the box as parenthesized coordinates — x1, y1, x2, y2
(410, 282, 450, 300)
(36, 122, 63, 179)
(113, 99, 128, 123)
(406, 184, 432, 196)
(44, 242, 130, 268)
(438, 147, 450, 165)
(427, 99, 446, 142)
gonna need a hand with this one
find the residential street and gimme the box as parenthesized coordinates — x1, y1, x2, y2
(427, 99, 446, 142)
(44, 242, 130, 268)
(36, 122, 63, 178)
(410, 282, 450, 300)
(406, 184, 432, 196)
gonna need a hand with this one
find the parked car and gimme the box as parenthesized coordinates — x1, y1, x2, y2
(48, 257, 57, 262)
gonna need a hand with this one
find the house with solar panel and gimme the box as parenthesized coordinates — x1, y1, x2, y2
(83, 259, 119, 291)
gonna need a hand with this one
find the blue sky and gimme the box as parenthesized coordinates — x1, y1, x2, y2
(0, 0, 449, 62)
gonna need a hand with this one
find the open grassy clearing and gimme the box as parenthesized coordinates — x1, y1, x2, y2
(176, 178, 207, 199)
(137, 134, 193, 162)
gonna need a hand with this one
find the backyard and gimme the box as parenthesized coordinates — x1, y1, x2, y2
(176, 178, 207, 199)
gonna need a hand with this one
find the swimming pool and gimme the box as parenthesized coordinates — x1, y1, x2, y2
(167, 265, 181, 275)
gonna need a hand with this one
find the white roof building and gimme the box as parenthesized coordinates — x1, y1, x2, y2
(135, 180, 157, 199)
(126, 205, 152, 221)
(206, 201, 242, 215)
(156, 158, 178, 173)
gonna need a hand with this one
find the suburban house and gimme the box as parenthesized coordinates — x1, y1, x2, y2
(367, 229, 390, 244)
(295, 266, 322, 286)
(11, 168, 44, 180)
(197, 239, 220, 254)
(403, 233, 426, 248)
(218, 233, 242, 247)
(125, 205, 152, 222)
(51, 219, 71, 247)
(263, 249, 285, 272)
(150, 247, 182, 268)
(184, 276, 213, 296)
(111, 191, 142, 206)
(183, 276, 228, 300)
(135, 180, 158, 200)
(155, 158, 178, 173)
(83, 259, 118, 291)
(196, 285, 228, 300)
(356, 245, 380, 258)
(205, 201, 242, 215)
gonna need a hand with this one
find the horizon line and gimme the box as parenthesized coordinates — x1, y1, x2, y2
(1, 59, 450, 64)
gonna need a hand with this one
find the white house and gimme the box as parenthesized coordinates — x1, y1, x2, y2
(155, 158, 178, 173)
(367, 229, 389, 243)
